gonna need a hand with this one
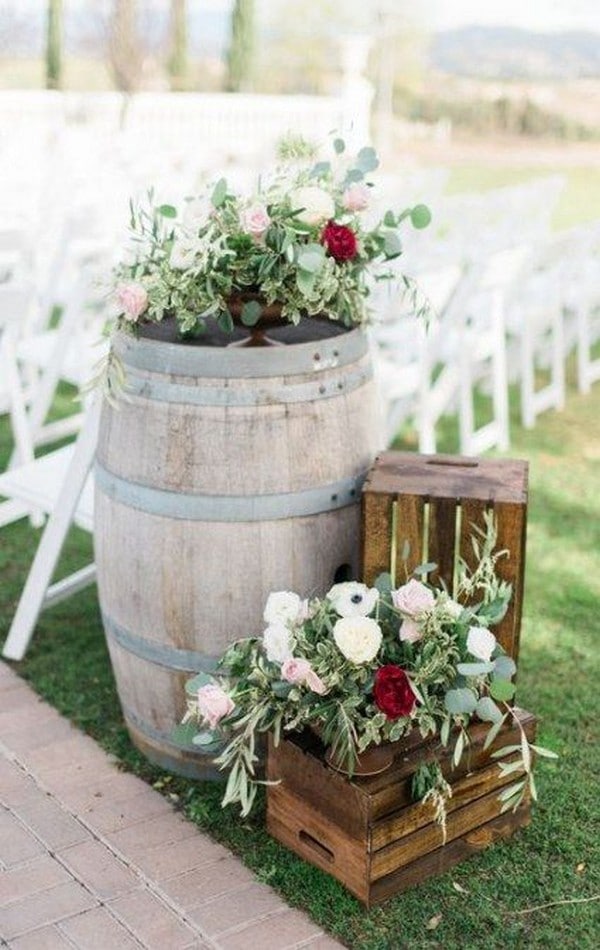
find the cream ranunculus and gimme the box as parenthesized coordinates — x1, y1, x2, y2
(263, 591, 303, 626)
(326, 582, 379, 618)
(290, 186, 335, 226)
(467, 626, 497, 662)
(263, 622, 293, 664)
(333, 616, 382, 664)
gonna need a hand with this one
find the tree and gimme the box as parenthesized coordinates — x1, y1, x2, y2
(168, 0, 188, 89)
(46, 0, 62, 90)
(226, 0, 255, 92)
(108, 0, 143, 94)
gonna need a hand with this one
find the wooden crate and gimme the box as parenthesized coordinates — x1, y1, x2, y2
(361, 451, 529, 661)
(267, 710, 536, 907)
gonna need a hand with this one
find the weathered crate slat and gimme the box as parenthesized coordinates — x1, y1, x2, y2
(361, 451, 529, 660)
(267, 710, 536, 906)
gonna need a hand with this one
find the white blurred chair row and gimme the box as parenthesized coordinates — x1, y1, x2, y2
(370, 174, 599, 453)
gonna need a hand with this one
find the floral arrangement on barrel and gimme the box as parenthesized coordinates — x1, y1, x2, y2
(111, 135, 431, 340)
(181, 514, 557, 831)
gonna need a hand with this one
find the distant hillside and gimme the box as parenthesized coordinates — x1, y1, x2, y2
(431, 27, 600, 79)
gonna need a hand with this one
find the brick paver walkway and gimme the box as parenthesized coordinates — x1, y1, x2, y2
(0, 661, 343, 950)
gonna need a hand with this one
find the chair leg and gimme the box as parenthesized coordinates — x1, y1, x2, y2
(2, 398, 101, 662)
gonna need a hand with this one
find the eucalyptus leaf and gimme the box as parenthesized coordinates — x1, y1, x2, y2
(489, 678, 516, 702)
(445, 688, 477, 715)
(170, 722, 201, 746)
(410, 203, 432, 229)
(493, 655, 517, 680)
(383, 231, 402, 259)
(296, 269, 317, 296)
(310, 161, 331, 178)
(356, 146, 379, 173)
(157, 204, 177, 218)
(333, 138, 346, 154)
(374, 572, 393, 593)
(383, 210, 397, 228)
(297, 245, 325, 274)
(185, 671, 216, 696)
(192, 730, 222, 752)
(476, 696, 503, 723)
(413, 562, 438, 575)
(345, 168, 364, 184)
(211, 177, 228, 207)
(241, 300, 262, 326)
(458, 661, 495, 677)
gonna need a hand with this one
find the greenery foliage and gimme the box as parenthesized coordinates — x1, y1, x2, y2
(183, 514, 554, 824)
(112, 137, 431, 336)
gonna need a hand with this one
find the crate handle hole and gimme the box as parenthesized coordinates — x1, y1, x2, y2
(426, 459, 479, 468)
(333, 563, 353, 584)
(299, 830, 334, 863)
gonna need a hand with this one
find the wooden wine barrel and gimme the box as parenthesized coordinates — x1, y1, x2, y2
(94, 319, 381, 778)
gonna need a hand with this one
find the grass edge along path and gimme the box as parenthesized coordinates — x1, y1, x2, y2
(1, 377, 599, 950)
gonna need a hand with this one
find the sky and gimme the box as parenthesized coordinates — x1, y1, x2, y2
(203, 0, 600, 33)
(10, 0, 600, 35)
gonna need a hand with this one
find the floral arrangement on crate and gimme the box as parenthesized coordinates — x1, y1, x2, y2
(181, 514, 556, 829)
(112, 136, 431, 337)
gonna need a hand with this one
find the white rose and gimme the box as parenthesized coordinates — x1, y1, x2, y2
(326, 582, 379, 618)
(466, 626, 497, 662)
(290, 186, 335, 226)
(263, 623, 293, 664)
(263, 591, 303, 626)
(170, 238, 200, 270)
(183, 195, 212, 230)
(333, 616, 382, 664)
(444, 597, 464, 619)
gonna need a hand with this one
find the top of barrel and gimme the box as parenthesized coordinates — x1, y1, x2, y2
(112, 319, 369, 379)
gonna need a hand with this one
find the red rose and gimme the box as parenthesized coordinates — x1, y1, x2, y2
(373, 665, 416, 720)
(321, 221, 358, 262)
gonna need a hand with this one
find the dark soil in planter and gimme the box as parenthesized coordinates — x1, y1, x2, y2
(137, 314, 352, 348)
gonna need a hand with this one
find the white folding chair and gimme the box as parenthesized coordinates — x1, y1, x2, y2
(1, 396, 100, 662)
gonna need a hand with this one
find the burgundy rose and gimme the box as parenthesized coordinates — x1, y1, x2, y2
(373, 665, 416, 720)
(321, 221, 358, 262)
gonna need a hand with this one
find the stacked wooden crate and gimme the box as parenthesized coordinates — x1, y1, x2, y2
(267, 452, 534, 905)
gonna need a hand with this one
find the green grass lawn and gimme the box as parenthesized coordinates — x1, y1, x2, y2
(445, 163, 600, 231)
(1, 368, 599, 949)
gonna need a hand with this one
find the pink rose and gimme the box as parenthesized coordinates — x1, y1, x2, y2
(281, 658, 327, 695)
(342, 183, 370, 212)
(115, 281, 148, 322)
(399, 618, 422, 644)
(392, 579, 434, 618)
(241, 203, 271, 238)
(197, 684, 234, 730)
